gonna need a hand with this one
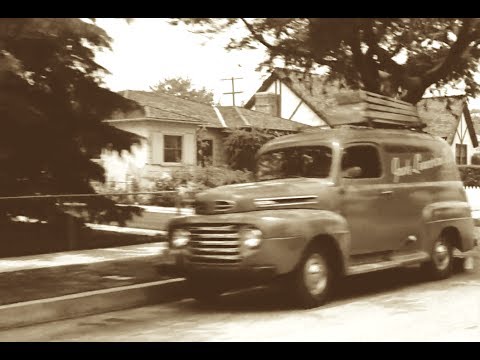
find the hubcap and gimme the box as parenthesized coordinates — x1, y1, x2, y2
(303, 254, 328, 296)
(432, 239, 450, 271)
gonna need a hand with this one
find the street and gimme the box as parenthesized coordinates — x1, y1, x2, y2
(1, 263, 480, 342)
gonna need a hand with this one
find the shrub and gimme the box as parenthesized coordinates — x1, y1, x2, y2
(92, 165, 253, 207)
(458, 165, 480, 187)
(471, 152, 480, 165)
(149, 165, 254, 206)
(223, 127, 289, 171)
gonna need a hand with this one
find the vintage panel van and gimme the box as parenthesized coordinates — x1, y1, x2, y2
(160, 92, 478, 308)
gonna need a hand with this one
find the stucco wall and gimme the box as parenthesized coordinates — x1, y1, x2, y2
(204, 128, 228, 166)
(451, 112, 476, 165)
(100, 120, 198, 186)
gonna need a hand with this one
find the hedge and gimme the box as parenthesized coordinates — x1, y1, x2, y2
(458, 165, 480, 187)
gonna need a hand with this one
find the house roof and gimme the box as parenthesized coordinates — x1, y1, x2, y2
(109, 90, 304, 132)
(470, 110, 480, 134)
(417, 95, 478, 147)
(244, 68, 479, 144)
(244, 68, 339, 125)
(114, 90, 209, 124)
(218, 106, 303, 131)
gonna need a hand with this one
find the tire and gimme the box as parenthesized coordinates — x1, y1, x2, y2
(421, 235, 454, 280)
(290, 244, 334, 309)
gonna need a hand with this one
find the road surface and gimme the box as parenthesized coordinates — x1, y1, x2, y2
(1, 263, 480, 342)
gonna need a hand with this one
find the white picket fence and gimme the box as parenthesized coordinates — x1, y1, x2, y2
(465, 186, 480, 219)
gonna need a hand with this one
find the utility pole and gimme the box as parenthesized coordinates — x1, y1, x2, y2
(222, 77, 243, 106)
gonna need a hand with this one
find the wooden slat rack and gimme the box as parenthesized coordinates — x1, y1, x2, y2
(325, 90, 425, 130)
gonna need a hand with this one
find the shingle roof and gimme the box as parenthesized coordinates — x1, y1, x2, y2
(111, 90, 306, 132)
(230, 107, 305, 131)
(470, 110, 480, 134)
(116, 90, 210, 125)
(417, 95, 469, 144)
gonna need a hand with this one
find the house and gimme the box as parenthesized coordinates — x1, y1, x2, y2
(417, 95, 478, 165)
(244, 68, 335, 127)
(100, 90, 305, 187)
(245, 67, 479, 165)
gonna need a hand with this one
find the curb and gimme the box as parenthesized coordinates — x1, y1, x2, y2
(0, 277, 187, 330)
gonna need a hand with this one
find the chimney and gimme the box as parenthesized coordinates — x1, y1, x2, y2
(254, 92, 280, 117)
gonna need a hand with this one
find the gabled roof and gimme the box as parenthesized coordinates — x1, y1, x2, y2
(113, 90, 210, 125)
(244, 68, 338, 125)
(108, 90, 305, 132)
(417, 95, 478, 147)
(218, 106, 304, 132)
(245, 68, 479, 144)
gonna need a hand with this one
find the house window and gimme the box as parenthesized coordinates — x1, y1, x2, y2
(197, 139, 213, 166)
(456, 143, 467, 165)
(164, 135, 182, 163)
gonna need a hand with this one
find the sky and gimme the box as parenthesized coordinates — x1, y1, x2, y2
(93, 18, 269, 106)
(93, 18, 480, 110)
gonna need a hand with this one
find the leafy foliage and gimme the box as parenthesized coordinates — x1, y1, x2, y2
(223, 127, 288, 171)
(0, 18, 142, 226)
(172, 18, 480, 104)
(458, 165, 480, 186)
(150, 76, 215, 104)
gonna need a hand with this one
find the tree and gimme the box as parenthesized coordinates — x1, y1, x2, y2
(150, 76, 215, 104)
(223, 127, 286, 171)
(0, 18, 142, 226)
(171, 18, 480, 104)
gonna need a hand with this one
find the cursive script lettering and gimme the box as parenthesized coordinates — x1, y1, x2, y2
(391, 153, 444, 183)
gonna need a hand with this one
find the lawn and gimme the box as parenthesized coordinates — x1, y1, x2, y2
(0, 256, 173, 306)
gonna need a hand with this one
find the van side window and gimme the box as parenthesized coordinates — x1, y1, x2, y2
(342, 145, 382, 179)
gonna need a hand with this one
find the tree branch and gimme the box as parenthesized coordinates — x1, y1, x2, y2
(348, 22, 380, 92)
(239, 18, 277, 51)
(423, 18, 477, 84)
(240, 18, 337, 68)
(362, 20, 404, 78)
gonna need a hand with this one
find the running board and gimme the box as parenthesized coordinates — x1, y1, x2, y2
(347, 251, 430, 276)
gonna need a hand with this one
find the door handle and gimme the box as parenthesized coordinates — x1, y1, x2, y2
(380, 190, 393, 196)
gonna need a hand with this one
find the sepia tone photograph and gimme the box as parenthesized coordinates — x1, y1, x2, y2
(0, 17, 479, 342)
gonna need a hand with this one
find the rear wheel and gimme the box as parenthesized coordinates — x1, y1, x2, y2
(421, 235, 453, 280)
(290, 245, 333, 309)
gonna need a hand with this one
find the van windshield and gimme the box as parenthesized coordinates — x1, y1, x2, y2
(256, 146, 333, 181)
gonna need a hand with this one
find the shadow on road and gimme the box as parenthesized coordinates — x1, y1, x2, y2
(186, 263, 468, 313)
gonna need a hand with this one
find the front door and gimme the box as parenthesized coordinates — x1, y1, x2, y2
(339, 143, 402, 255)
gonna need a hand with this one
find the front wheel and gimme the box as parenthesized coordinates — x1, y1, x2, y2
(421, 235, 453, 280)
(290, 245, 333, 309)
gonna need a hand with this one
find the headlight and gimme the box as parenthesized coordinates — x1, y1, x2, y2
(171, 229, 191, 248)
(239, 227, 263, 249)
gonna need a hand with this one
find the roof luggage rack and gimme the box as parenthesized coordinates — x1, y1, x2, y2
(325, 90, 425, 131)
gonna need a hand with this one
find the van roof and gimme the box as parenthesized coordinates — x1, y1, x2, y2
(258, 126, 442, 154)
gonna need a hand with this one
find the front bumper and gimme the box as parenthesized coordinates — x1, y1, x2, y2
(156, 250, 277, 282)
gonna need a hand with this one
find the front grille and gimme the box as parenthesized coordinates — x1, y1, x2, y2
(187, 224, 241, 265)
